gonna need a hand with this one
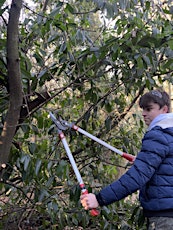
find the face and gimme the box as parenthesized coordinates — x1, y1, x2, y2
(142, 102, 168, 126)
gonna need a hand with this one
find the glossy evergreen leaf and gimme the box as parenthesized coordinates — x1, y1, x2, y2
(35, 159, 42, 175)
(0, 0, 173, 228)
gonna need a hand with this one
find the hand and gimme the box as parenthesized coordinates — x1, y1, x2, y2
(80, 193, 99, 210)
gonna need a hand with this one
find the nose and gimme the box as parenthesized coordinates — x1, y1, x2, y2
(142, 110, 147, 117)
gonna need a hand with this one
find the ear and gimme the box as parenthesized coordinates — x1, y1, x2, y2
(162, 105, 169, 113)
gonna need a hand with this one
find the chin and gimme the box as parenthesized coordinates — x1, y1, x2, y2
(144, 121, 150, 126)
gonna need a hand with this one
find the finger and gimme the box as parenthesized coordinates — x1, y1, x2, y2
(80, 194, 87, 200)
(81, 198, 87, 206)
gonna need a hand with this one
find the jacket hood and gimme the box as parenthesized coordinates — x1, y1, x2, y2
(148, 113, 173, 131)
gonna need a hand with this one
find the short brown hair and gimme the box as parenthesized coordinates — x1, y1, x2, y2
(139, 90, 171, 112)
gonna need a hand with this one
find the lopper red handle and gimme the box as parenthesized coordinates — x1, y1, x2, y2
(122, 152, 135, 162)
(90, 208, 100, 216)
(82, 189, 100, 216)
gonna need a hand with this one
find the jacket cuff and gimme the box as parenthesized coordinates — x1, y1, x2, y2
(95, 193, 105, 207)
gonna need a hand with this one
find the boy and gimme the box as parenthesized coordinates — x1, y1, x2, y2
(81, 89, 173, 229)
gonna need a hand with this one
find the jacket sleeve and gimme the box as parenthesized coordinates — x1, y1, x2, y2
(96, 128, 169, 206)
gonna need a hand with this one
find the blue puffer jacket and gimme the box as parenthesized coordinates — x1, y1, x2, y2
(96, 113, 173, 214)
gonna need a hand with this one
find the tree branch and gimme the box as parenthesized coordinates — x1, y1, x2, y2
(0, 0, 23, 178)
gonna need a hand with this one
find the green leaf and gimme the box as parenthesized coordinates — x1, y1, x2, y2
(33, 52, 44, 66)
(59, 42, 67, 53)
(38, 69, 48, 78)
(146, 1, 150, 10)
(66, 3, 75, 14)
(38, 188, 49, 202)
(35, 159, 42, 175)
(0, 0, 6, 8)
(49, 3, 63, 17)
(20, 155, 30, 171)
(76, 29, 85, 42)
(29, 143, 37, 154)
(168, 40, 173, 50)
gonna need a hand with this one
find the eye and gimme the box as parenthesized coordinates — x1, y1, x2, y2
(145, 107, 152, 112)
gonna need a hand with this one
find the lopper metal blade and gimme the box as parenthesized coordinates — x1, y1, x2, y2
(49, 112, 67, 131)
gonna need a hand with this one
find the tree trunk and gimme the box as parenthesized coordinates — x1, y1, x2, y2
(0, 0, 23, 178)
